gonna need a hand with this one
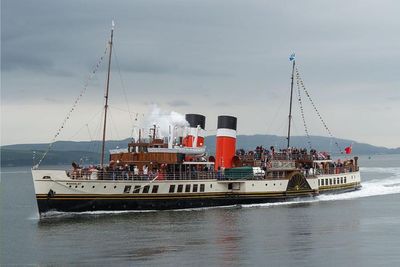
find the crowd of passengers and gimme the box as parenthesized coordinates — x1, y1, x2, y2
(69, 146, 355, 180)
(70, 161, 214, 180)
(236, 146, 331, 161)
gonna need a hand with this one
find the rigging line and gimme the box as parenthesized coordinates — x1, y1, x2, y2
(108, 105, 144, 116)
(296, 73, 312, 150)
(113, 46, 136, 137)
(86, 124, 93, 141)
(66, 108, 104, 140)
(295, 67, 343, 154)
(265, 95, 287, 134)
(108, 108, 121, 141)
(90, 109, 104, 157)
(34, 44, 109, 169)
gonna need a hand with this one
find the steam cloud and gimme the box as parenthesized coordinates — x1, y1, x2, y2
(142, 105, 189, 137)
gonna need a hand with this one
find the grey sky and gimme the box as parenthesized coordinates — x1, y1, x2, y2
(2, 0, 399, 148)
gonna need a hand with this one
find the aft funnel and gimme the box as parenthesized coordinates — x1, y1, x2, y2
(215, 115, 237, 169)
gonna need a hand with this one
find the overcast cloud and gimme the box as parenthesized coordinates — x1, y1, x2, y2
(2, 0, 400, 148)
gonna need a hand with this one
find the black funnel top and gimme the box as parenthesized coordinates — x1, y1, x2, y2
(217, 115, 237, 130)
(186, 114, 206, 129)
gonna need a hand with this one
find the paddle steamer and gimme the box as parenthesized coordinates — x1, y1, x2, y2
(31, 23, 361, 215)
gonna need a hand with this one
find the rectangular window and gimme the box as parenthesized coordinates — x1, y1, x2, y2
(142, 185, 150, 193)
(200, 184, 205, 192)
(337, 178, 340, 184)
(193, 184, 198, 192)
(325, 179, 328, 185)
(152, 185, 159, 193)
(124, 185, 131, 193)
(185, 184, 191, 192)
(133, 185, 141, 193)
(333, 179, 336, 185)
(321, 179, 324, 186)
(330, 179, 332, 185)
(177, 184, 183, 193)
(341, 177, 343, 184)
(318, 179, 320, 186)
(344, 177, 347, 183)
(169, 185, 176, 193)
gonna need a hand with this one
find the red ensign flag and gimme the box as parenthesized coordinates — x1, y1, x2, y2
(344, 146, 352, 154)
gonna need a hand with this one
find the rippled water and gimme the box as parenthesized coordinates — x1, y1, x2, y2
(1, 155, 400, 266)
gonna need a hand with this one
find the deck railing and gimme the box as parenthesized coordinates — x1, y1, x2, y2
(68, 166, 358, 181)
(69, 170, 267, 181)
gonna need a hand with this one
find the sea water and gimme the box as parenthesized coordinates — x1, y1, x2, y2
(1, 154, 400, 266)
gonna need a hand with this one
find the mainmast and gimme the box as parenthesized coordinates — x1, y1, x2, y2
(100, 21, 115, 168)
(286, 53, 296, 149)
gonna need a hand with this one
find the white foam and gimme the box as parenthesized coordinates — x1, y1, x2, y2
(39, 209, 158, 219)
(243, 167, 400, 209)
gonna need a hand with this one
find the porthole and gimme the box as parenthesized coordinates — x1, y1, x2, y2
(200, 184, 205, 192)
(177, 184, 183, 193)
(185, 184, 191, 193)
(104, 186, 106, 189)
(169, 185, 176, 193)
(193, 184, 198, 192)
(124, 185, 132, 194)
(92, 185, 95, 188)
(265, 184, 268, 186)
(81, 185, 84, 188)
(114, 186, 117, 189)
(151, 185, 159, 193)
(133, 185, 141, 193)
(69, 185, 72, 188)
(75, 186, 78, 188)
(142, 185, 150, 193)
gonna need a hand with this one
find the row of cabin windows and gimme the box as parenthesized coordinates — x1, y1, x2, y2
(122, 185, 158, 194)
(169, 184, 206, 193)
(123, 184, 207, 194)
(318, 177, 347, 186)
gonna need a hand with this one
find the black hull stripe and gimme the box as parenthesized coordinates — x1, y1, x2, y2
(37, 190, 317, 200)
(36, 193, 317, 213)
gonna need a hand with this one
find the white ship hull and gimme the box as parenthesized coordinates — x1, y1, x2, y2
(32, 169, 320, 214)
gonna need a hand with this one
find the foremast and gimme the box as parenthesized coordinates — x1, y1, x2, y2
(100, 21, 115, 168)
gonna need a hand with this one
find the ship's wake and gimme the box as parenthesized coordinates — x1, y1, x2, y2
(38, 209, 158, 219)
(243, 167, 400, 208)
(37, 167, 400, 218)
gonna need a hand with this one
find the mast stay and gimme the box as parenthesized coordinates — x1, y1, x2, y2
(286, 53, 343, 154)
(33, 37, 109, 169)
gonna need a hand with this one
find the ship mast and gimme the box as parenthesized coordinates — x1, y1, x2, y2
(100, 21, 115, 168)
(286, 54, 296, 149)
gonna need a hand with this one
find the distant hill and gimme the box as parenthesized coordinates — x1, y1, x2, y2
(205, 135, 400, 155)
(1, 135, 399, 167)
